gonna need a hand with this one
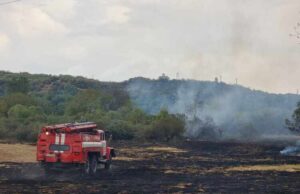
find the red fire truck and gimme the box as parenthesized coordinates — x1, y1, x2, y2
(36, 122, 115, 175)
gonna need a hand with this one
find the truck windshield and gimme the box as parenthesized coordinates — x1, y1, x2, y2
(49, 144, 70, 151)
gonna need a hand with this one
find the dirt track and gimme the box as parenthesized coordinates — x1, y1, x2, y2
(0, 141, 300, 193)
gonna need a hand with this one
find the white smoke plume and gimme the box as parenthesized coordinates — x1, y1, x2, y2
(280, 141, 300, 156)
(126, 78, 300, 141)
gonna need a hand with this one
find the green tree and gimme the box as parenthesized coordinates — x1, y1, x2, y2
(0, 93, 36, 117)
(144, 110, 185, 141)
(126, 108, 149, 125)
(106, 120, 135, 140)
(286, 102, 300, 133)
(7, 76, 30, 94)
(66, 89, 111, 118)
(186, 116, 219, 140)
(8, 105, 46, 123)
(0, 100, 8, 117)
(8, 104, 31, 119)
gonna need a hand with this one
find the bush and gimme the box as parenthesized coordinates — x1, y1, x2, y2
(106, 120, 135, 140)
(185, 116, 219, 140)
(143, 110, 185, 141)
(286, 101, 300, 133)
(14, 127, 39, 142)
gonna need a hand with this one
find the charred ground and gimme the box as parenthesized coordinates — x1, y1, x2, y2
(0, 141, 300, 193)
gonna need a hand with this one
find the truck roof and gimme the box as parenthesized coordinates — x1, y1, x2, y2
(42, 122, 97, 133)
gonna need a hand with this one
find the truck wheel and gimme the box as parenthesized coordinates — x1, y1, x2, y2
(105, 158, 112, 170)
(90, 155, 98, 175)
(84, 155, 98, 175)
(84, 157, 90, 175)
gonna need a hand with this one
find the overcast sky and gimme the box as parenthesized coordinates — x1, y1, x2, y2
(0, 0, 299, 94)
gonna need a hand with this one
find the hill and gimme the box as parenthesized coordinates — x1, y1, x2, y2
(126, 77, 300, 139)
(0, 71, 299, 141)
(0, 71, 185, 142)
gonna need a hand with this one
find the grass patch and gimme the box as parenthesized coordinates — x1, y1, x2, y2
(227, 164, 300, 172)
(146, 146, 186, 153)
(0, 143, 36, 163)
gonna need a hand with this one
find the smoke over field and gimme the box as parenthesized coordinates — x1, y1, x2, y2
(126, 77, 300, 140)
(280, 141, 300, 156)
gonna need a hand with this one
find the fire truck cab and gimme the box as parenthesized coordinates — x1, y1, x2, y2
(36, 122, 115, 175)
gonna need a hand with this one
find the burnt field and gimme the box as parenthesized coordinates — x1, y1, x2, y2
(0, 141, 300, 193)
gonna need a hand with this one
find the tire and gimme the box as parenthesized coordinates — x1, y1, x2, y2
(84, 157, 90, 175)
(84, 154, 98, 175)
(90, 155, 98, 175)
(104, 157, 112, 170)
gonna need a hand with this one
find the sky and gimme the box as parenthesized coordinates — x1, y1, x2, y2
(0, 0, 299, 94)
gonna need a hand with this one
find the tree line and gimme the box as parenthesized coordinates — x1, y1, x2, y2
(1, 72, 299, 143)
(0, 75, 185, 142)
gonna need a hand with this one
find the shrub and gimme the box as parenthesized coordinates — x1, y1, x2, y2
(143, 110, 185, 141)
(106, 120, 135, 140)
(185, 116, 219, 140)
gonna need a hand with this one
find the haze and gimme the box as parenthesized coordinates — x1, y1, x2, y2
(0, 0, 299, 94)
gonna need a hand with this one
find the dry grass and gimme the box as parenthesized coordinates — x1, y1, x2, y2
(0, 143, 36, 163)
(145, 146, 187, 153)
(115, 156, 144, 161)
(164, 166, 206, 175)
(119, 146, 186, 153)
(116, 146, 187, 162)
(170, 182, 193, 189)
(227, 164, 300, 172)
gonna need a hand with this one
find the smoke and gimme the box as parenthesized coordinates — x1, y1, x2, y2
(126, 78, 300, 141)
(280, 141, 300, 156)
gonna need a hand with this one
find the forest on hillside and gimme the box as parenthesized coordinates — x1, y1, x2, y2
(0, 71, 184, 142)
(126, 77, 300, 139)
(0, 71, 299, 142)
